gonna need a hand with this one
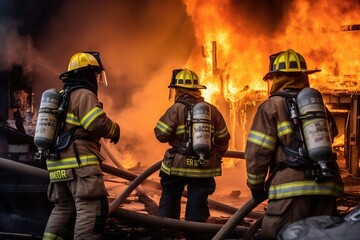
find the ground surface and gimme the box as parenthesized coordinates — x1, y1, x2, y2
(102, 160, 360, 240)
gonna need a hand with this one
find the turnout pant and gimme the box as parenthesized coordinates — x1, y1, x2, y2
(157, 170, 216, 222)
(261, 195, 338, 239)
(43, 166, 109, 240)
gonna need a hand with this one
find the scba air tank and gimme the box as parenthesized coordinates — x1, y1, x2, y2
(192, 102, 212, 164)
(34, 88, 61, 154)
(296, 87, 333, 177)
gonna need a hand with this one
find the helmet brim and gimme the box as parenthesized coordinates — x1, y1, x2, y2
(168, 85, 207, 90)
(59, 65, 104, 80)
(263, 69, 321, 81)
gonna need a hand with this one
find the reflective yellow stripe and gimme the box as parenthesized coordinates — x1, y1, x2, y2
(43, 232, 65, 240)
(109, 121, 116, 136)
(46, 154, 99, 171)
(215, 126, 229, 138)
(161, 161, 221, 177)
(247, 130, 276, 151)
(66, 113, 81, 126)
(176, 125, 185, 135)
(247, 172, 267, 185)
(156, 120, 173, 135)
(269, 181, 343, 199)
(277, 121, 293, 138)
(80, 107, 104, 130)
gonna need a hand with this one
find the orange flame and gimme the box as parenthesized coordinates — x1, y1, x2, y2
(181, 0, 360, 167)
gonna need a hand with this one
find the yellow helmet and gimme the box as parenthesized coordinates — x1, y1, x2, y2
(59, 52, 105, 80)
(263, 49, 320, 81)
(168, 68, 206, 89)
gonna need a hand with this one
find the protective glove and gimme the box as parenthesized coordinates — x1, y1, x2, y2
(251, 188, 268, 203)
(110, 123, 120, 144)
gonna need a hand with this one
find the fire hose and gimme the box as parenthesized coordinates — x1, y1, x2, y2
(107, 160, 161, 215)
(0, 157, 49, 181)
(0, 157, 247, 236)
(211, 198, 266, 240)
(0, 149, 263, 238)
(112, 207, 249, 236)
(101, 141, 261, 218)
(101, 139, 159, 214)
(102, 150, 252, 236)
(100, 143, 263, 237)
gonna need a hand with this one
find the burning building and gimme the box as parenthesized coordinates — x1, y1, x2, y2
(181, 0, 360, 174)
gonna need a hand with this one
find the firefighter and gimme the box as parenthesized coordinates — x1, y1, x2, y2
(245, 49, 344, 239)
(154, 69, 230, 228)
(42, 52, 120, 240)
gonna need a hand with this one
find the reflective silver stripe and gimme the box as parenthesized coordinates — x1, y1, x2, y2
(247, 130, 276, 151)
(156, 120, 173, 135)
(80, 107, 104, 129)
(66, 113, 81, 126)
(215, 126, 229, 138)
(176, 125, 185, 135)
(247, 172, 267, 185)
(268, 181, 343, 199)
(46, 154, 99, 171)
(277, 121, 293, 138)
(160, 161, 221, 177)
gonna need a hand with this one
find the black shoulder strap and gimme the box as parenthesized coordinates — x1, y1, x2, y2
(175, 99, 194, 108)
(175, 99, 193, 147)
(57, 86, 86, 134)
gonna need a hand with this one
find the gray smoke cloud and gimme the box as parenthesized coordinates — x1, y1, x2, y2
(0, 0, 196, 166)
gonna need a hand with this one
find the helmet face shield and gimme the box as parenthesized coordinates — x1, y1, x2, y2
(168, 88, 176, 102)
(267, 79, 273, 96)
(96, 70, 108, 87)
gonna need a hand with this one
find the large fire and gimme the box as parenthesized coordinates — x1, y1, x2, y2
(180, 0, 360, 167)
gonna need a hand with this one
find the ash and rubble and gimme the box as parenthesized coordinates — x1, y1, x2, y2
(100, 158, 360, 239)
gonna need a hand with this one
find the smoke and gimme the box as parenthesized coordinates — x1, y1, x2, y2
(0, 0, 197, 166)
(227, 0, 294, 36)
(0, 20, 30, 73)
(36, 0, 195, 166)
